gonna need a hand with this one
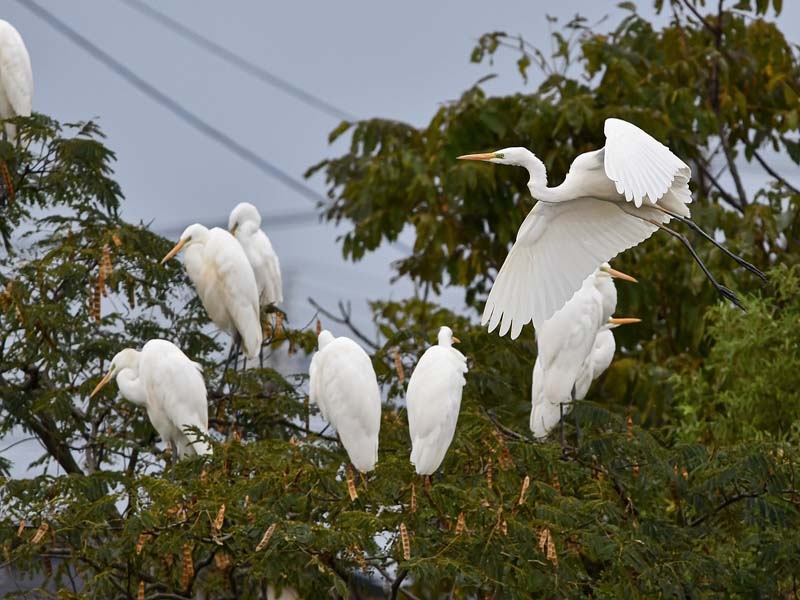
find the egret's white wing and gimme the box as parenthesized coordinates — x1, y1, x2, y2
(208, 230, 263, 358)
(249, 230, 283, 306)
(0, 21, 32, 117)
(314, 338, 381, 473)
(482, 198, 661, 335)
(406, 346, 467, 474)
(603, 118, 690, 207)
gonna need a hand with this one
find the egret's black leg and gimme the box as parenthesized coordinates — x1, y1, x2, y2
(649, 220, 746, 311)
(559, 401, 566, 449)
(571, 385, 582, 446)
(655, 206, 767, 281)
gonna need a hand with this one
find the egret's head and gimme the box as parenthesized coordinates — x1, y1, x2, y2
(458, 147, 532, 167)
(437, 326, 460, 347)
(160, 224, 208, 264)
(598, 263, 637, 283)
(90, 348, 139, 397)
(318, 330, 335, 350)
(228, 202, 261, 235)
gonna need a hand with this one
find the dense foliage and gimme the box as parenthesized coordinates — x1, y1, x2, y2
(1, 0, 799, 597)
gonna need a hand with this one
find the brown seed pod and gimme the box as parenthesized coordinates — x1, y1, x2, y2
(410, 483, 416, 514)
(137, 580, 145, 600)
(212, 504, 226, 533)
(31, 522, 48, 544)
(552, 471, 561, 494)
(316, 319, 322, 335)
(256, 523, 277, 552)
(112, 233, 122, 247)
(214, 552, 232, 572)
(16, 520, 25, 537)
(486, 457, 493, 489)
(518, 475, 531, 506)
(392, 347, 405, 384)
(399, 523, 410, 560)
(181, 543, 194, 590)
(0, 159, 14, 205)
(455, 512, 466, 536)
(135, 532, 151, 555)
(346, 465, 359, 501)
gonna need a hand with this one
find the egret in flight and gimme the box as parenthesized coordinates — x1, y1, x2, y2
(161, 224, 262, 360)
(0, 20, 33, 141)
(90, 339, 212, 460)
(309, 330, 381, 473)
(229, 202, 283, 309)
(406, 326, 468, 478)
(458, 117, 766, 339)
(530, 265, 639, 439)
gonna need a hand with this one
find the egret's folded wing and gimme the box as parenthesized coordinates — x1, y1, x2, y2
(482, 199, 659, 336)
(603, 118, 690, 207)
(0, 25, 33, 116)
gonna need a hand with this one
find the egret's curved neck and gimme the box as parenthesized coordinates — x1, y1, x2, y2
(516, 151, 558, 202)
(116, 368, 147, 406)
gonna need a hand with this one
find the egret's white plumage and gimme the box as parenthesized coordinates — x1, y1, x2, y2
(161, 224, 262, 359)
(0, 20, 32, 141)
(91, 339, 212, 458)
(406, 326, 468, 475)
(530, 265, 638, 439)
(459, 118, 693, 338)
(309, 330, 381, 473)
(229, 202, 283, 307)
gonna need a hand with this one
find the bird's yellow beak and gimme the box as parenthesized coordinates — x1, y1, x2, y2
(452, 336, 461, 344)
(608, 317, 641, 326)
(601, 265, 637, 283)
(457, 152, 497, 161)
(160, 239, 187, 265)
(90, 368, 115, 398)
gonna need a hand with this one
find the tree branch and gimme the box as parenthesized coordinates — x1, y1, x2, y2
(753, 150, 800, 195)
(307, 298, 380, 351)
(390, 568, 409, 600)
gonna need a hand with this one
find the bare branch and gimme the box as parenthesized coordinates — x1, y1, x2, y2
(753, 150, 800, 195)
(307, 297, 380, 351)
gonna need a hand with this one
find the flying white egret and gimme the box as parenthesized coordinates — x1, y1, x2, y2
(0, 20, 33, 142)
(90, 339, 212, 459)
(530, 266, 639, 439)
(458, 117, 766, 339)
(228, 202, 283, 308)
(161, 224, 262, 360)
(309, 330, 381, 473)
(406, 326, 468, 477)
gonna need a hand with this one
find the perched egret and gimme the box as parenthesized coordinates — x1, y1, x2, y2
(90, 339, 212, 459)
(229, 202, 283, 308)
(0, 20, 33, 141)
(309, 330, 381, 473)
(529, 266, 639, 439)
(458, 117, 765, 339)
(161, 224, 262, 359)
(406, 326, 468, 476)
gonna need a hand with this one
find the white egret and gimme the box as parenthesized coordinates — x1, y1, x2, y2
(309, 330, 381, 473)
(90, 339, 212, 459)
(229, 202, 283, 308)
(0, 20, 33, 141)
(161, 224, 262, 360)
(530, 266, 639, 439)
(406, 326, 468, 476)
(458, 117, 766, 339)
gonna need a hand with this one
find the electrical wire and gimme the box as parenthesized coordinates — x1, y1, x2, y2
(118, 0, 355, 122)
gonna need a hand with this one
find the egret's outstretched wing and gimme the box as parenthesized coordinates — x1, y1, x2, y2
(313, 338, 381, 473)
(406, 346, 467, 474)
(603, 118, 690, 207)
(208, 232, 263, 358)
(482, 199, 660, 335)
(0, 21, 32, 117)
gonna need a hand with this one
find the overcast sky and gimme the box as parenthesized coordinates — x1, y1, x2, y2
(2, 1, 799, 474)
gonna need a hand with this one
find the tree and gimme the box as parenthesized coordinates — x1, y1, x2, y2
(2, 0, 800, 597)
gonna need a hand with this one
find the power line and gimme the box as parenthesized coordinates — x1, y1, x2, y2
(118, 0, 355, 122)
(16, 0, 330, 208)
(155, 210, 320, 238)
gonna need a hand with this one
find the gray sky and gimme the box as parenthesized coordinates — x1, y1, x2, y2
(2, 1, 799, 474)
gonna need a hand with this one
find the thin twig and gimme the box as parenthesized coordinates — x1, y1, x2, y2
(753, 150, 800, 195)
(307, 297, 380, 350)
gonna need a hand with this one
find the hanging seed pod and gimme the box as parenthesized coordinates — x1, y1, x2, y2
(16, 520, 25, 537)
(181, 543, 194, 590)
(0, 159, 15, 205)
(537, 527, 550, 554)
(275, 312, 284, 338)
(410, 483, 417, 514)
(212, 504, 226, 534)
(682, 467, 689, 481)
(112, 232, 122, 247)
(518, 475, 531, 507)
(214, 552, 232, 572)
(627, 415, 633, 438)
(135, 533, 151, 555)
(392, 347, 405, 384)
(498, 446, 514, 471)
(399, 523, 410, 560)
(546, 532, 558, 566)
(552, 471, 561, 495)
(31, 522, 48, 544)
(455, 512, 466, 536)
(486, 457, 493, 489)
(137, 580, 145, 600)
(256, 523, 277, 552)
(346, 465, 359, 501)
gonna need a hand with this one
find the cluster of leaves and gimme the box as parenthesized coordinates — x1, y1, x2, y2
(1, 0, 800, 598)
